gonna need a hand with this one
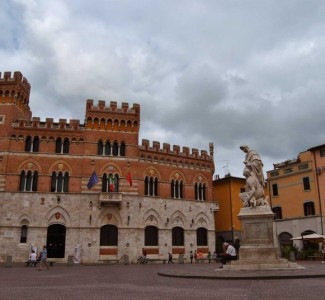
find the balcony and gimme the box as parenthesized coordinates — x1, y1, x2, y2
(212, 202, 219, 212)
(99, 193, 123, 208)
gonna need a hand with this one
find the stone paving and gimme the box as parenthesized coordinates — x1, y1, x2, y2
(0, 261, 325, 300)
(158, 260, 325, 280)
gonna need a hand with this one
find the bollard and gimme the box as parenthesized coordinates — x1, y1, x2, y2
(5, 256, 13, 268)
(67, 255, 74, 266)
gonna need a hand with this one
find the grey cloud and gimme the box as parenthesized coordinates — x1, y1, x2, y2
(2, 0, 325, 177)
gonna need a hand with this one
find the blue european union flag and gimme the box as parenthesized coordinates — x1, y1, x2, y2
(87, 171, 98, 189)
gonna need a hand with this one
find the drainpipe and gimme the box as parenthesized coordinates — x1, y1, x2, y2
(267, 174, 272, 208)
(229, 178, 234, 242)
(312, 151, 324, 234)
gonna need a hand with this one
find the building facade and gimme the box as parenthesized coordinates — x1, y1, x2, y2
(0, 71, 217, 263)
(267, 150, 323, 249)
(213, 175, 245, 244)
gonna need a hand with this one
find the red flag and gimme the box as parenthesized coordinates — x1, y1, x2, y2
(126, 172, 132, 187)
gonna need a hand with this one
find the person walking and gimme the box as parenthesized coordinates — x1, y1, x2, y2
(322, 240, 325, 263)
(190, 251, 194, 263)
(28, 250, 37, 267)
(38, 245, 49, 271)
(207, 251, 211, 263)
(168, 252, 174, 264)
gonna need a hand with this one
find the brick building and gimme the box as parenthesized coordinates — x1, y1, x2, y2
(0, 71, 217, 263)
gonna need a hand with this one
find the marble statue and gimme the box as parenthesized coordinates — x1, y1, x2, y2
(239, 145, 269, 207)
(240, 145, 265, 187)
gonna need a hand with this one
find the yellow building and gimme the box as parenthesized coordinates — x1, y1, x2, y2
(308, 144, 325, 236)
(213, 175, 245, 247)
(267, 150, 322, 248)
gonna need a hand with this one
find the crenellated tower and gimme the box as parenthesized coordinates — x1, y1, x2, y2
(85, 100, 140, 133)
(0, 71, 32, 123)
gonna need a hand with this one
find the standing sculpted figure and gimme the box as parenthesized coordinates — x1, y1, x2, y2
(240, 145, 265, 188)
(239, 146, 269, 207)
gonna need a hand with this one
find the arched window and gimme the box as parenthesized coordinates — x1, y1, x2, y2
(55, 138, 69, 154)
(63, 172, 69, 192)
(19, 170, 38, 191)
(112, 141, 118, 156)
(100, 225, 118, 246)
(195, 182, 206, 201)
(278, 232, 293, 246)
(32, 171, 38, 191)
(145, 176, 158, 196)
(120, 141, 126, 156)
(25, 136, 39, 152)
(63, 138, 69, 154)
(25, 136, 32, 152)
(20, 225, 28, 243)
(20, 170, 26, 191)
(172, 226, 184, 246)
(171, 179, 183, 199)
(197, 227, 208, 246)
(102, 173, 119, 192)
(105, 141, 111, 155)
(33, 136, 40, 152)
(51, 171, 69, 192)
(145, 226, 158, 246)
(97, 140, 103, 155)
(55, 138, 62, 153)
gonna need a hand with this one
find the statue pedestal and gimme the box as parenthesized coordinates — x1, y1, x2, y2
(224, 206, 303, 270)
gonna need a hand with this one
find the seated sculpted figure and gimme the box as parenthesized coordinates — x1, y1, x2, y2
(240, 167, 269, 207)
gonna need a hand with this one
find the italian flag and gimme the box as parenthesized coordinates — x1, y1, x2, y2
(109, 174, 115, 192)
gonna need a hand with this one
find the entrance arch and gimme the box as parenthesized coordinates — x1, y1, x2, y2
(46, 224, 66, 258)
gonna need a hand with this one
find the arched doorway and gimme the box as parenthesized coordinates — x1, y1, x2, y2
(47, 224, 66, 258)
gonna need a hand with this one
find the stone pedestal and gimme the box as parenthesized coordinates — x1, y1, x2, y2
(224, 206, 303, 270)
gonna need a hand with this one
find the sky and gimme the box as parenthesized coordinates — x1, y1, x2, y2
(1, 0, 325, 178)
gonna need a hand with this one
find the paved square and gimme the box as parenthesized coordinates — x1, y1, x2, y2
(0, 262, 324, 300)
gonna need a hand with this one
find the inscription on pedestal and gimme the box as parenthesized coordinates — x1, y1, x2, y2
(246, 222, 267, 240)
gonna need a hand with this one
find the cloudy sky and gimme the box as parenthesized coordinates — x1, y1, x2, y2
(1, 0, 325, 178)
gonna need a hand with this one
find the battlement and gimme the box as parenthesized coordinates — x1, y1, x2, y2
(140, 139, 212, 160)
(0, 71, 31, 94)
(86, 100, 140, 115)
(12, 117, 83, 131)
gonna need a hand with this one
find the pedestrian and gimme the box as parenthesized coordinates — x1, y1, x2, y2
(28, 250, 37, 267)
(168, 252, 174, 264)
(322, 240, 325, 263)
(38, 245, 49, 271)
(140, 248, 147, 264)
(190, 251, 194, 263)
(207, 251, 211, 263)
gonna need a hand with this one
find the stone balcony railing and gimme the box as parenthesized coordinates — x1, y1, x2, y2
(99, 192, 123, 208)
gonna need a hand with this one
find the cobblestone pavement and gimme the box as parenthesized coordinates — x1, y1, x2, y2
(0, 261, 324, 300)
